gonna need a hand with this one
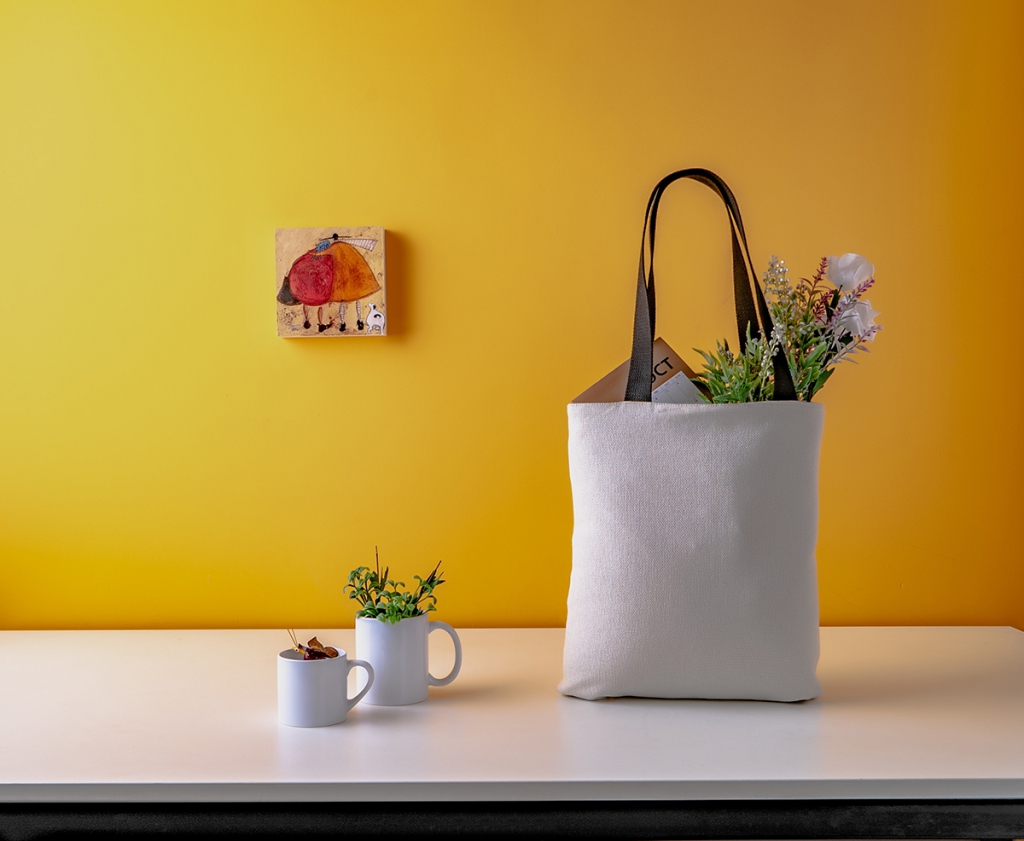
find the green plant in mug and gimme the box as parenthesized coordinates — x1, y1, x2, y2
(345, 548, 445, 624)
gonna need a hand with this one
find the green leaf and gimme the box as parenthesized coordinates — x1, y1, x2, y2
(811, 367, 835, 397)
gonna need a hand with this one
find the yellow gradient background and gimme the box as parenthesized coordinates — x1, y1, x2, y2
(1, 1, 1021, 630)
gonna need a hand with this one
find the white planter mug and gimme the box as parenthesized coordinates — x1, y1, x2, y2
(356, 614, 462, 706)
(277, 648, 374, 727)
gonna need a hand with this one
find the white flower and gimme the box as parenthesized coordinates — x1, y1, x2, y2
(826, 253, 874, 291)
(837, 300, 879, 339)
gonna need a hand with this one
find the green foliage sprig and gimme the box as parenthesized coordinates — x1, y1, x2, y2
(695, 324, 777, 403)
(344, 547, 445, 624)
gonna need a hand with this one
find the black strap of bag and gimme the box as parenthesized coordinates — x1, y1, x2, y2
(624, 169, 798, 402)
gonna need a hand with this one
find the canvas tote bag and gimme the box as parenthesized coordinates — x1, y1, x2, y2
(560, 169, 823, 702)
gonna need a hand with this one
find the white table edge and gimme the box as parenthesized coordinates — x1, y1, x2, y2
(1, 779, 1023, 803)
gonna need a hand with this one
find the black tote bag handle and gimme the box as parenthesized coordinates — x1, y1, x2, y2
(624, 169, 797, 402)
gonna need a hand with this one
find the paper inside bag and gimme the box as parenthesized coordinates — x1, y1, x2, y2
(572, 337, 704, 404)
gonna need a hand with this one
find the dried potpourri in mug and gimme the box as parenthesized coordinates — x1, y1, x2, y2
(287, 629, 339, 659)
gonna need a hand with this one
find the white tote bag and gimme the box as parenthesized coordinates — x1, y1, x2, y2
(559, 169, 823, 702)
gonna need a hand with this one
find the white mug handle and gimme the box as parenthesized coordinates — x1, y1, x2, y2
(427, 621, 462, 687)
(345, 659, 374, 712)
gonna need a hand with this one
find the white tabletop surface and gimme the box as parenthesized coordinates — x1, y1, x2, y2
(0, 626, 1021, 803)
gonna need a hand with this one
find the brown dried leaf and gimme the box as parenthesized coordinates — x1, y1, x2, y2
(301, 636, 339, 659)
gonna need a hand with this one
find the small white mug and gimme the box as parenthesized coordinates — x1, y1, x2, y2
(277, 648, 374, 727)
(356, 614, 462, 706)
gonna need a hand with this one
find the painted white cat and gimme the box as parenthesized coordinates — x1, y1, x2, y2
(365, 303, 386, 335)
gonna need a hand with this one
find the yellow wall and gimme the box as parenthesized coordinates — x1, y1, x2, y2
(1, 0, 1021, 630)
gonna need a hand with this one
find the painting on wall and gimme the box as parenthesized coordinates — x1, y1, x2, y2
(275, 227, 386, 337)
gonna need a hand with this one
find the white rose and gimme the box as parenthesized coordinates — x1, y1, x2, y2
(837, 299, 879, 339)
(826, 253, 874, 291)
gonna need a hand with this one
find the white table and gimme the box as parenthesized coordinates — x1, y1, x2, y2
(0, 627, 1022, 839)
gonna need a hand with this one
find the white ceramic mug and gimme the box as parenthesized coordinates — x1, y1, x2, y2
(356, 614, 462, 706)
(277, 648, 374, 727)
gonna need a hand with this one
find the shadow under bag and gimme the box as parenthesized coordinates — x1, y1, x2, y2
(560, 169, 823, 702)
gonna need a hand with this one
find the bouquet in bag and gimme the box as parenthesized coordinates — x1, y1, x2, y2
(694, 253, 881, 403)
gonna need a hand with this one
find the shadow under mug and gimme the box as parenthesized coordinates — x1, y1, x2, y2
(277, 649, 374, 727)
(356, 614, 462, 706)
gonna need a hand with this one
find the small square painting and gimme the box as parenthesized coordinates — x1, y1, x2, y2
(275, 227, 386, 337)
